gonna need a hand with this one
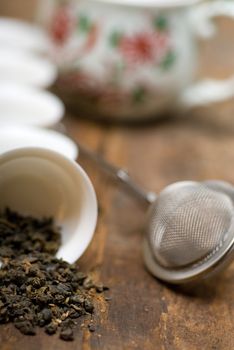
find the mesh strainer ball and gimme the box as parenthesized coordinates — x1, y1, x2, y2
(143, 181, 234, 284)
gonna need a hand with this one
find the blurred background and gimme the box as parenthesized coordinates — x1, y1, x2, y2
(1, 0, 234, 127)
(0, 0, 38, 21)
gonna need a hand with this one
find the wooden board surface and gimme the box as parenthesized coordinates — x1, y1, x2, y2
(1, 3, 234, 349)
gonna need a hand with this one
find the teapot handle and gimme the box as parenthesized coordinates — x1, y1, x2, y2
(180, 1, 234, 109)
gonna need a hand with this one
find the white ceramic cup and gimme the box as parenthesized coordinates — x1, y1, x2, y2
(0, 82, 64, 127)
(0, 124, 78, 160)
(38, 0, 234, 121)
(0, 47, 57, 88)
(0, 17, 49, 53)
(0, 147, 97, 263)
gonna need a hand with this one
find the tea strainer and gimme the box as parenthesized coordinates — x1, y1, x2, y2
(144, 180, 234, 284)
(77, 143, 234, 284)
(57, 124, 234, 284)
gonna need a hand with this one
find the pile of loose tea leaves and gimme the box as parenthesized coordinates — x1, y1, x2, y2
(0, 208, 60, 258)
(0, 208, 107, 341)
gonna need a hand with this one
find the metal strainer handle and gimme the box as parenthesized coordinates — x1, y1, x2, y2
(80, 147, 156, 206)
(55, 122, 156, 207)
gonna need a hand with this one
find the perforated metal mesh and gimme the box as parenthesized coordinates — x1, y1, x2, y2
(147, 182, 234, 268)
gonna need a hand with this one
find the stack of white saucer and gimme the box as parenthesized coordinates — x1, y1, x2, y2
(0, 17, 78, 160)
(0, 18, 98, 264)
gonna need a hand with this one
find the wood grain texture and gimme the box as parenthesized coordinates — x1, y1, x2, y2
(1, 2, 234, 349)
(0, 0, 39, 21)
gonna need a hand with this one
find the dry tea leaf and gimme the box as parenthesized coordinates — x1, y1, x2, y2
(0, 209, 108, 341)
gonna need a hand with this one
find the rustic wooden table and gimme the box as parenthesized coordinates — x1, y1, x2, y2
(1, 3, 234, 349)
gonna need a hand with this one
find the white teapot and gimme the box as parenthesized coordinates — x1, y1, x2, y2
(38, 0, 234, 121)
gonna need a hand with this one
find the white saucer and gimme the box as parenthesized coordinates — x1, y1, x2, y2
(0, 17, 49, 53)
(0, 47, 57, 88)
(0, 82, 64, 127)
(0, 124, 78, 160)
